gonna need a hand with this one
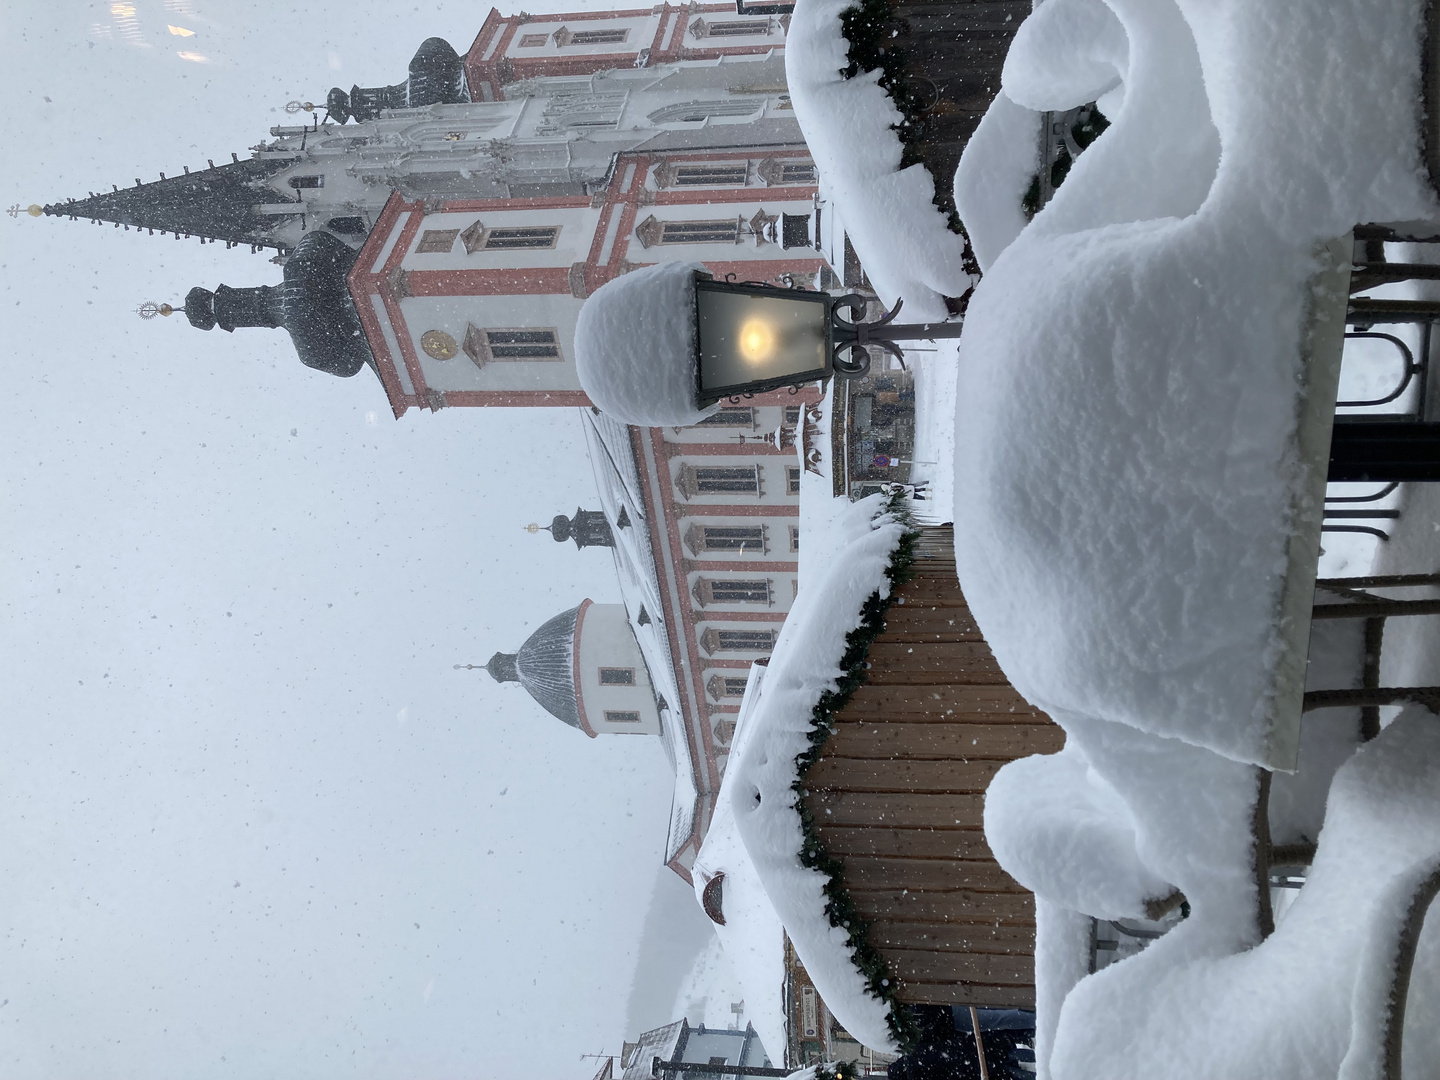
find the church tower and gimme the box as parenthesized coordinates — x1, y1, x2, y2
(31, 7, 825, 415)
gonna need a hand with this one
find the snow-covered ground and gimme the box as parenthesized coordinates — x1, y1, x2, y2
(756, 0, 1440, 1075)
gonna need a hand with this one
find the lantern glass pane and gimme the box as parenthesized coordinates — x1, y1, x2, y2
(695, 287, 830, 397)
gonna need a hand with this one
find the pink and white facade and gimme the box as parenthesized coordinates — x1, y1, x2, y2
(335, 5, 839, 880)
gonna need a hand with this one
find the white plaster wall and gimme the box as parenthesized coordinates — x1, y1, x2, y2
(575, 603, 661, 735)
(400, 293, 584, 392)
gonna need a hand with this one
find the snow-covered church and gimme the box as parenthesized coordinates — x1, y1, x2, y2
(37, 3, 852, 881)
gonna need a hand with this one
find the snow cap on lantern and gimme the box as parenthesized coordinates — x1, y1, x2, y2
(574, 261, 718, 427)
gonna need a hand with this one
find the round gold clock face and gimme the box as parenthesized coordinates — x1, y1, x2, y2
(420, 330, 458, 360)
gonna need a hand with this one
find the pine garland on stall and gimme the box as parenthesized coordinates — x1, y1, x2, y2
(837, 0, 964, 234)
(790, 496, 923, 1050)
(813, 1063, 861, 1080)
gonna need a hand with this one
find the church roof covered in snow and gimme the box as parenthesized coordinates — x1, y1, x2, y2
(487, 604, 582, 729)
(43, 157, 298, 252)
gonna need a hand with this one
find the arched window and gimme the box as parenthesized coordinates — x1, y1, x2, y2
(647, 99, 764, 125)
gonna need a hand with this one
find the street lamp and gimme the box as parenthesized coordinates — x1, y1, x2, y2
(693, 274, 967, 408)
(574, 262, 969, 427)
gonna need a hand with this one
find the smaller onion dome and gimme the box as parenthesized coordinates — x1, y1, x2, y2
(327, 37, 468, 123)
(486, 606, 582, 729)
(547, 508, 615, 549)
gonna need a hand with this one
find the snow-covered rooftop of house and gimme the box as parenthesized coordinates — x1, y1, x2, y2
(581, 409, 700, 863)
(690, 662, 790, 1064)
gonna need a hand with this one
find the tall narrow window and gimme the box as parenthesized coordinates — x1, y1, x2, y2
(462, 325, 562, 368)
(678, 465, 760, 498)
(553, 26, 629, 46)
(690, 17, 772, 37)
(696, 408, 754, 427)
(648, 100, 766, 125)
(599, 667, 635, 686)
(707, 674, 752, 700)
(518, 33, 548, 47)
(685, 524, 767, 555)
(416, 228, 459, 254)
(288, 174, 324, 189)
(701, 628, 777, 654)
(665, 220, 740, 243)
(787, 467, 802, 495)
(789, 525, 800, 552)
(694, 578, 771, 605)
(634, 216, 743, 248)
(604, 710, 642, 724)
(462, 221, 560, 252)
(675, 164, 748, 186)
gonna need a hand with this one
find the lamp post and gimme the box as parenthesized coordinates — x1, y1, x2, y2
(692, 275, 965, 408)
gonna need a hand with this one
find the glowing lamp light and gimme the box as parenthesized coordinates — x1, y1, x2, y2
(693, 276, 834, 407)
(737, 319, 776, 364)
(682, 270, 970, 411)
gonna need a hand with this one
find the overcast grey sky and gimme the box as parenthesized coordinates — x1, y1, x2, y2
(0, 2, 703, 1076)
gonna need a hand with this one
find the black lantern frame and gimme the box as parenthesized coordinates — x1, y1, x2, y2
(692, 273, 970, 408)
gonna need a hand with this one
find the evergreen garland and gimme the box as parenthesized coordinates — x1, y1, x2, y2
(813, 1063, 862, 1080)
(789, 496, 924, 1050)
(836, 0, 964, 234)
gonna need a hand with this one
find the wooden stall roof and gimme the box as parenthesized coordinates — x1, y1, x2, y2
(802, 526, 1065, 1009)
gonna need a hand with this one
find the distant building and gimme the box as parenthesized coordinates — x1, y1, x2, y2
(620, 1018, 774, 1080)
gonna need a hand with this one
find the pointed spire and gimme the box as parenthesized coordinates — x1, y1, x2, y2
(40, 157, 298, 251)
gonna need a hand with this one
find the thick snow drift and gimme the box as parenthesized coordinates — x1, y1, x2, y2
(723, 492, 909, 1052)
(952, 92, 1042, 272)
(575, 262, 716, 427)
(1048, 709, 1440, 1080)
(951, 0, 1435, 764)
(786, 0, 975, 320)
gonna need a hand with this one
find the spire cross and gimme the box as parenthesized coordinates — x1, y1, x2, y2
(5, 205, 21, 218)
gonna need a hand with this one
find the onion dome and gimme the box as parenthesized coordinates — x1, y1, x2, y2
(183, 230, 373, 377)
(327, 37, 469, 124)
(548, 508, 615, 549)
(485, 606, 582, 729)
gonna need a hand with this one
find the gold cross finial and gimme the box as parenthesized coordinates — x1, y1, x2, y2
(138, 302, 176, 319)
(7, 204, 44, 218)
